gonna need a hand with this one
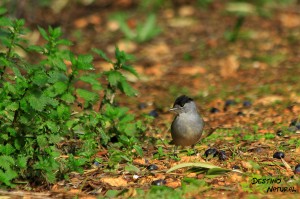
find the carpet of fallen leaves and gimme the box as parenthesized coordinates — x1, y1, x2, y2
(5, 0, 300, 198)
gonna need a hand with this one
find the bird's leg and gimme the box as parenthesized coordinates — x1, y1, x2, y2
(173, 145, 178, 157)
(191, 144, 198, 155)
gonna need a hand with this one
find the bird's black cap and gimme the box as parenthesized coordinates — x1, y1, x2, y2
(173, 95, 193, 107)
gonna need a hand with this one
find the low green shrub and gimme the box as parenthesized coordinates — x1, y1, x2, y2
(0, 8, 144, 187)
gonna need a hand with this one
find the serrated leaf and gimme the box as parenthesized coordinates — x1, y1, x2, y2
(4, 82, 16, 94)
(76, 88, 99, 103)
(46, 121, 59, 133)
(27, 45, 44, 52)
(0, 134, 9, 141)
(46, 97, 59, 107)
(0, 169, 17, 187)
(38, 26, 49, 41)
(6, 102, 19, 111)
(133, 145, 143, 156)
(0, 57, 10, 66)
(122, 64, 139, 77)
(48, 56, 66, 71)
(32, 72, 48, 86)
(0, 144, 16, 156)
(61, 92, 75, 103)
(27, 94, 46, 111)
(79, 74, 102, 90)
(57, 39, 72, 46)
(93, 48, 112, 63)
(137, 14, 161, 42)
(48, 71, 68, 83)
(16, 156, 28, 169)
(48, 134, 62, 144)
(45, 171, 56, 183)
(106, 70, 123, 86)
(51, 27, 62, 39)
(14, 139, 21, 150)
(57, 104, 70, 120)
(0, 155, 15, 169)
(99, 129, 110, 145)
(37, 135, 48, 148)
(53, 81, 68, 95)
(119, 79, 136, 96)
(77, 54, 94, 70)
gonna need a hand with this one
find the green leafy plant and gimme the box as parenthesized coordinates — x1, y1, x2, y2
(0, 9, 144, 187)
(112, 13, 161, 43)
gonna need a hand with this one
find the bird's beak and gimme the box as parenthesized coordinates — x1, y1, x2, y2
(169, 107, 181, 113)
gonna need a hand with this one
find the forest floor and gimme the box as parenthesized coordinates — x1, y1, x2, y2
(4, 1, 300, 198)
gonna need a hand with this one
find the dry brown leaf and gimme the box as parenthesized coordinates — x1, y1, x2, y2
(178, 6, 195, 17)
(74, 18, 89, 28)
(219, 55, 239, 78)
(279, 13, 300, 28)
(133, 158, 147, 165)
(107, 20, 120, 31)
(95, 61, 112, 71)
(144, 64, 166, 78)
(100, 176, 128, 187)
(241, 161, 252, 169)
(68, 189, 82, 194)
(229, 173, 243, 183)
(256, 96, 284, 105)
(142, 42, 171, 62)
(117, 40, 137, 53)
(166, 180, 181, 188)
(177, 66, 206, 75)
(88, 14, 101, 25)
(123, 188, 137, 198)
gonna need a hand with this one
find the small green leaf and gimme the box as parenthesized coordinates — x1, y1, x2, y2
(133, 145, 143, 156)
(57, 104, 70, 120)
(77, 54, 94, 70)
(57, 39, 72, 46)
(38, 26, 49, 41)
(125, 163, 140, 173)
(99, 129, 110, 145)
(37, 135, 48, 148)
(137, 14, 161, 42)
(122, 64, 139, 77)
(27, 45, 44, 52)
(79, 74, 102, 90)
(0, 144, 16, 155)
(0, 17, 11, 26)
(76, 88, 99, 103)
(0, 7, 7, 15)
(93, 48, 112, 63)
(119, 79, 136, 96)
(48, 56, 67, 71)
(32, 72, 48, 86)
(46, 121, 59, 133)
(53, 81, 68, 95)
(0, 169, 18, 187)
(16, 156, 28, 169)
(61, 92, 75, 103)
(51, 27, 62, 39)
(106, 70, 123, 86)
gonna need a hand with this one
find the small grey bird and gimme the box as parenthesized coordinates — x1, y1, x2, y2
(170, 95, 204, 149)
